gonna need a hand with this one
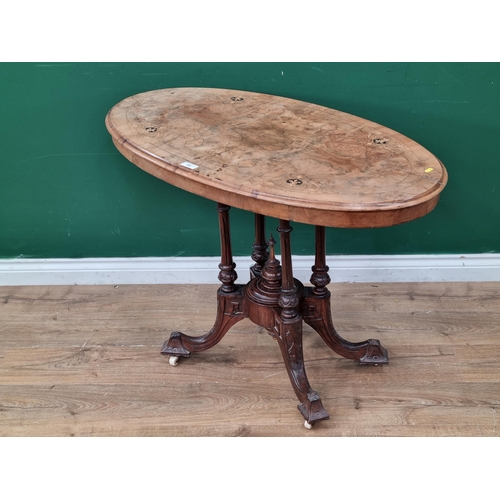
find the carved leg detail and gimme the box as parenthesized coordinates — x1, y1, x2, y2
(302, 288, 389, 365)
(274, 219, 329, 425)
(304, 226, 388, 365)
(274, 314, 330, 424)
(162, 202, 244, 361)
(161, 286, 246, 358)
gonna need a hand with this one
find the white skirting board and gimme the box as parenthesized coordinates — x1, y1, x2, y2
(0, 254, 499, 286)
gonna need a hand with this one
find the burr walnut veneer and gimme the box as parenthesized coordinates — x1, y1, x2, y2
(106, 88, 448, 427)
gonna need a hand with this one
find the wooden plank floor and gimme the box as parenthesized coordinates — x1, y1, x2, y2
(1, 282, 500, 436)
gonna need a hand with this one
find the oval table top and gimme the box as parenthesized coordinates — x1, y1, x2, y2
(106, 88, 448, 228)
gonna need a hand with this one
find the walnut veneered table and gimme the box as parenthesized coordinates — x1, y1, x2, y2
(106, 88, 448, 428)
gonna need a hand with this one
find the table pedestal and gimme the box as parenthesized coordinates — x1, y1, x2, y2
(161, 204, 388, 427)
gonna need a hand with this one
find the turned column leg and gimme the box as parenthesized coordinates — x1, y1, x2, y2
(161, 203, 246, 363)
(277, 220, 299, 320)
(310, 226, 331, 297)
(217, 203, 238, 293)
(275, 220, 329, 426)
(302, 226, 389, 365)
(250, 213, 269, 279)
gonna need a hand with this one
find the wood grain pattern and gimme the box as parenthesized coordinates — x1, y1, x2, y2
(1, 282, 499, 436)
(105, 88, 447, 228)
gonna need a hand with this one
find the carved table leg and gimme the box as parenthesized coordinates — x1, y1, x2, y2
(161, 285, 246, 358)
(276, 220, 329, 426)
(250, 213, 269, 279)
(161, 203, 246, 362)
(302, 226, 389, 365)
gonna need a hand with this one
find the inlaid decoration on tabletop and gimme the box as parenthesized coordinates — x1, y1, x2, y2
(106, 88, 447, 227)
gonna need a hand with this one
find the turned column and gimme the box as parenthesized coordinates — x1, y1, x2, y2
(217, 203, 237, 293)
(277, 220, 299, 320)
(310, 226, 331, 297)
(250, 213, 269, 278)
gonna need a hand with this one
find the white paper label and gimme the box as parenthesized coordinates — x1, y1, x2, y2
(180, 161, 199, 170)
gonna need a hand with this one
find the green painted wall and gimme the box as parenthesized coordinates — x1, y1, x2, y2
(1, 62, 499, 259)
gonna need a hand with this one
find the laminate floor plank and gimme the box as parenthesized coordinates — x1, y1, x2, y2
(1, 283, 499, 436)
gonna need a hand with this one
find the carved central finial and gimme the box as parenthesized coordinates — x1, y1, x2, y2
(268, 234, 277, 262)
(258, 234, 282, 292)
